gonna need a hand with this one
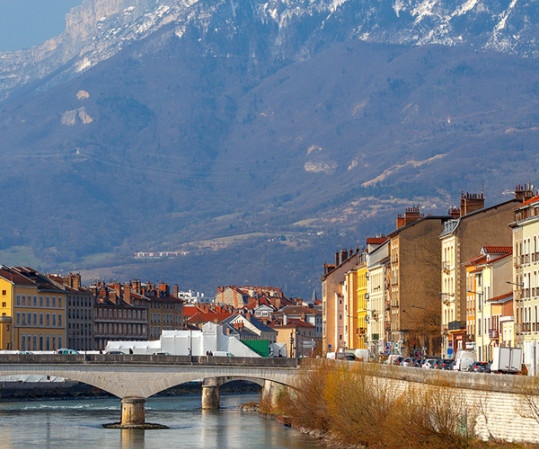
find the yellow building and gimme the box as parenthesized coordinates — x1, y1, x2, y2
(464, 248, 512, 362)
(343, 258, 368, 350)
(0, 266, 66, 351)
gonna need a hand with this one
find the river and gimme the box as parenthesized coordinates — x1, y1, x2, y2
(0, 393, 329, 449)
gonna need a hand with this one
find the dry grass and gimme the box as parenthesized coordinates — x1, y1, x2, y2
(269, 362, 536, 449)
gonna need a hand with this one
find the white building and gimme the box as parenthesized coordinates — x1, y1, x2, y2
(105, 322, 261, 357)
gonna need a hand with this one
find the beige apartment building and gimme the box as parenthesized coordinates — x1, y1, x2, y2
(439, 192, 523, 357)
(388, 207, 449, 356)
(511, 192, 539, 374)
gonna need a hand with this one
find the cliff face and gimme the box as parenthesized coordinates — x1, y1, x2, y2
(0, 0, 536, 100)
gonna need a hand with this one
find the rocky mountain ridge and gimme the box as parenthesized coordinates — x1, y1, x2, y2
(0, 0, 536, 100)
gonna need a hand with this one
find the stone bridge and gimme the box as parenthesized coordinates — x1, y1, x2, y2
(0, 354, 299, 427)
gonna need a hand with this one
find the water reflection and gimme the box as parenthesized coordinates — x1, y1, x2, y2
(121, 429, 145, 449)
(0, 394, 328, 449)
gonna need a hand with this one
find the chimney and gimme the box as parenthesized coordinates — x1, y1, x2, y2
(341, 249, 348, 263)
(448, 207, 461, 219)
(173, 284, 179, 297)
(460, 192, 485, 216)
(124, 283, 132, 304)
(113, 283, 121, 299)
(283, 315, 288, 325)
(335, 251, 339, 266)
(514, 183, 536, 202)
(396, 206, 423, 229)
(158, 282, 169, 297)
(73, 273, 81, 290)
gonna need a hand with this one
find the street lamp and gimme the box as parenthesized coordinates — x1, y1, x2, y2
(410, 305, 426, 357)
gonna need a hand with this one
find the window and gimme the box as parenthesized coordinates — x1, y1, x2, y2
(27, 313, 31, 326)
(2, 302, 5, 308)
(39, 296, 43, 307)
(58, 336, 62, 348)
(46, 297, 50, 307)
(46, 335, 50, 351)
(39, 314, 43, 326)
(33, 296, 37, 306)
(39, 335, 43, 351)
(21, 335, 26, 351)
(21, 295, 26, 306)
(58, 298, 62, 308)
(1, 290, 5, 295)
(16, 295, 20, 306)
(33, 313, 37, 325)
(52, 297, 56, 308)
(52, 314, 56, 326)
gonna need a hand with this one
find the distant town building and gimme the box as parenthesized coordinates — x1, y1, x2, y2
(50, 273, 95, 351)
(0, 266, 66, 351)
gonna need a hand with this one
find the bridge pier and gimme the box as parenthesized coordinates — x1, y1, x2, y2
(201, 378, 220, 409)
(121, 397, 145, 426)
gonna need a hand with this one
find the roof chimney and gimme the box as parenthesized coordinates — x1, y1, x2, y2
(124, 283, 132, 304)
(460, 192, 485, 216)
(514, 183, 536, 202)
(396, 206, 423, 229)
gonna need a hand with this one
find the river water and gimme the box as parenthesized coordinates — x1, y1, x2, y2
(0, 393, 328, 449)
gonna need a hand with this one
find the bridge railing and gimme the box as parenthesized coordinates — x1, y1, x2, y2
(0, 354, 299, 367)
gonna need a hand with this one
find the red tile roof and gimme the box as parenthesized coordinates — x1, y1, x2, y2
(516, 195, 539, 208)
(483, 246, 512, 254)
(0, 268, 34, 286)
(487, 292, 513, 302)
(366, 237, 388, 244)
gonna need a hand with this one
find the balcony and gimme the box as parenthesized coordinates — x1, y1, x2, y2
(522, 323, 531, 333)
(448, 320, 466, 331)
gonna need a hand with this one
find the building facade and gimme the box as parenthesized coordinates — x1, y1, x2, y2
(439, 192, 522, 357)
(0, 266, 66, 351)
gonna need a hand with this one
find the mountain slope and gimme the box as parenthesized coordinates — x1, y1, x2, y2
(0, 0, 537, 297)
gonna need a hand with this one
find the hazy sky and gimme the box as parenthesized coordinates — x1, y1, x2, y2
(0, 0, 83, 51)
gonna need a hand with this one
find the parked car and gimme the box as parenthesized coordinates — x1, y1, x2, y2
(422, 359, 438, 369)
(401, 357, 413, 367)
(441, 359, 454, 370)
(471, 362, 490, 373)
(393, 356, 404, 365)
(56, 348, 79, 355)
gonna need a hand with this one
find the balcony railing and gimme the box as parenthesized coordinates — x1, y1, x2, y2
(448, 320, 466, 331)
(522, 323, 531, 333)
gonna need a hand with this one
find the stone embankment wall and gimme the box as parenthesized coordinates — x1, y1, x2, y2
(304, 361, 539, 443)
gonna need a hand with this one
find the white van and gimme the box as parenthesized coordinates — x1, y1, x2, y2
(453, 350, 476, 371)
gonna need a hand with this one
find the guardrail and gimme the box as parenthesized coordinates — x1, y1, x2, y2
(0, 354, 299, 367)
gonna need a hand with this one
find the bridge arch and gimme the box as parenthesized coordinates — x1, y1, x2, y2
(0, 355, 300, 427)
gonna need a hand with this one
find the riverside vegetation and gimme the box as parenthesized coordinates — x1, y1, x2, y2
(260, 360, 539, 449)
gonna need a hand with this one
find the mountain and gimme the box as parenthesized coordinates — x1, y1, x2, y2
(0, 0, 537, 298)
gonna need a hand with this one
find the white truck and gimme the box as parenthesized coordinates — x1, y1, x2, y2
(490, 347, 522, 374)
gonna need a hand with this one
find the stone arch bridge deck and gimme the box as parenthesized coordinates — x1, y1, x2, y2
(0, 354, 300, 427)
